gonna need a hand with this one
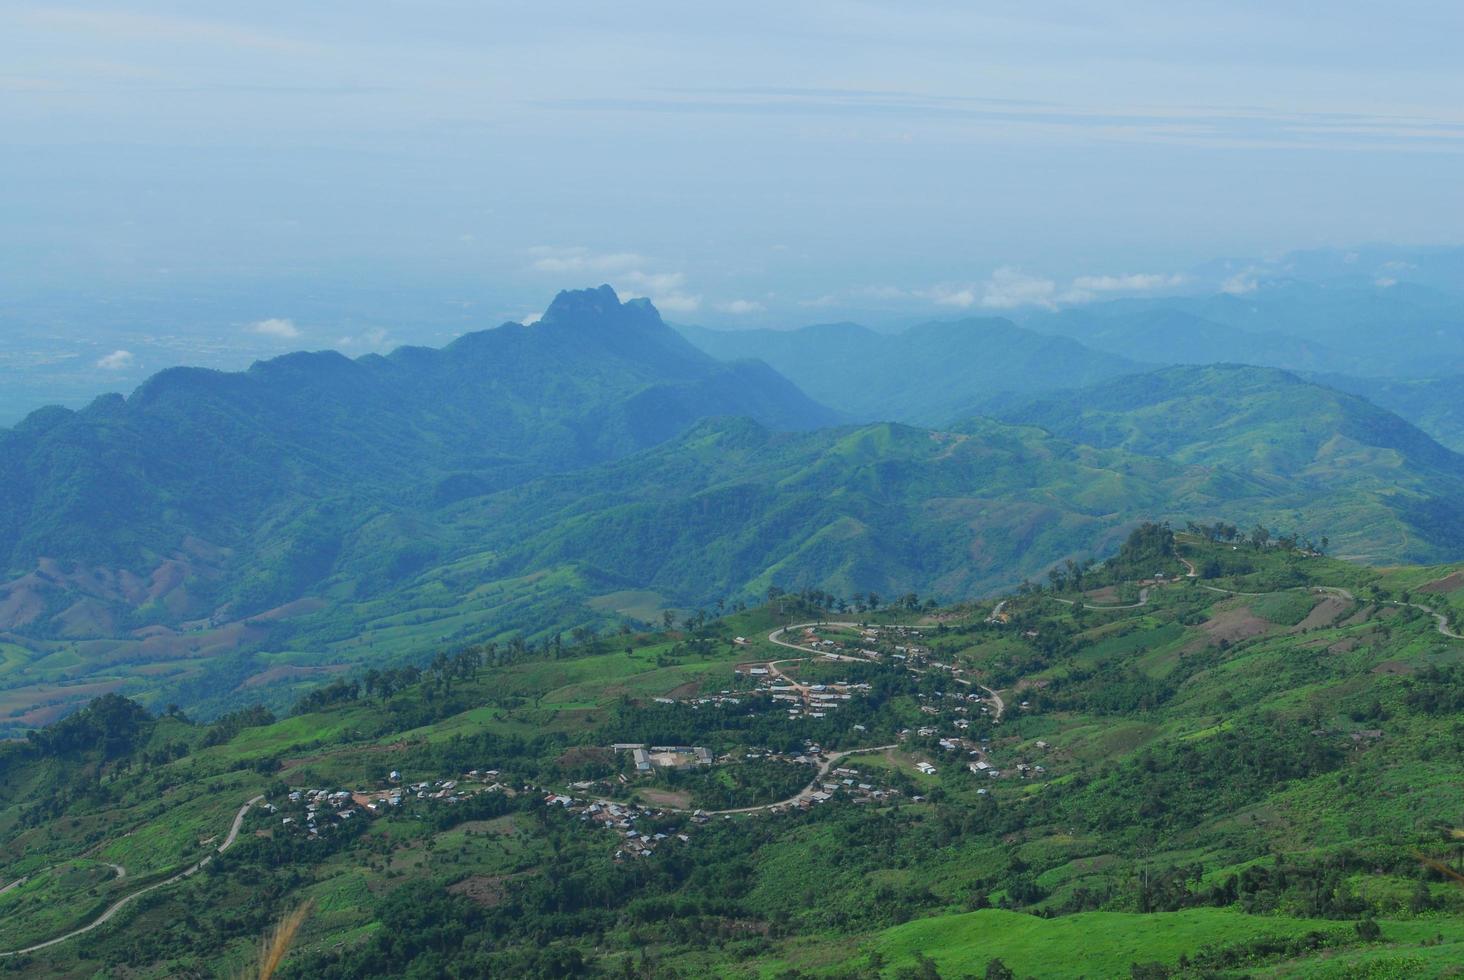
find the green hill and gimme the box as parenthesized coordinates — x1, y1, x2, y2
(1311, 372, 1464, 454)
(0, 286, 837, 628)
(991, 364, 1464, 560)
(1, 533, 1459, 977)
(9, 361, 1464, 729)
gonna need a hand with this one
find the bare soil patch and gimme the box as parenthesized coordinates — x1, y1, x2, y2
(1082, 586, 1120, 603)
(238, 663, 348, 690)
(639, 788, 694, 809)
(448, 874, 521, 908)
(1327, 637, 1361, 654)
(1418, 571, 1464, 595)
(1290, 597, 1350, 633)
(1202, 607, 1272, 644)
(555, 745, 613, 769)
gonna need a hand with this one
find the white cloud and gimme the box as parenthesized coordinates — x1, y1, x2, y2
(979, 268, 1059, 310)
(931, 287, 977, 308)
(798, 294, 838, 308)
(249, 317, 300, 339)
(717, 299, 765, 315)
(96, 350, 135, 370)
(1070, 272, 1186, 293)
(617, 269, 687, 295)
(527, 246, 699, 315)
(527, 245, 647, 275)
(1375, 277, 1397, 288)
(650, 292, 702, 315)
(1220, 272, 1259, 295)
(335, 328, 390, 350)
(521, 311, 543, 325)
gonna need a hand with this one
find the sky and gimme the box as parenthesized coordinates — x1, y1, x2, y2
(2, 1, 1464, 401)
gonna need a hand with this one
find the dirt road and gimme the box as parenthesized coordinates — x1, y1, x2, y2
(1, 795, 263, 957)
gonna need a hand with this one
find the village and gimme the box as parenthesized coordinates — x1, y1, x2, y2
(265, 768, 515, 839)
(259, 622, 1035, 852)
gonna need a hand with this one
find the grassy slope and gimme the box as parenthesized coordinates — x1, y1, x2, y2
(1, 539, 1461, 976)
(869, 907, 1464, 978)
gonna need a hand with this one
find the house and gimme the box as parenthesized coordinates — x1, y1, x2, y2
(915, 762, 938, 775)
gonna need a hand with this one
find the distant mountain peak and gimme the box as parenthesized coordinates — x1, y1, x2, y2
(539, 284, 660, 330)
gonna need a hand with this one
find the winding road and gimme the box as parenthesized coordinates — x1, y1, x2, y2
(594, 744, 900, 817)
(1198, 582, 1460, 640)
(0, 795, 263, 958)
(1047, 587, 1152, 611)
(768, 622, 1005, 719)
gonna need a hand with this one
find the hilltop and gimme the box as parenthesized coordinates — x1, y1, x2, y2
(1, 529, 1460, 977)
(7, 358, 1464, 730)
(990, 364, 1464, 560)
(0, 286, 834, 626)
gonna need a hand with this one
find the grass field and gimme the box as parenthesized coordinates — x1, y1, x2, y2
(868, 907, 1464, 978)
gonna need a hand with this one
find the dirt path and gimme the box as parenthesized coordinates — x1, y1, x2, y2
(768, 623, 1004, 719)
(0, 861, 125, 901)
(0, 795, 263, 958)
(592, 744, 899, 817)
(1047, 587, 1151, 610)
(1199, 584, 1459, 640)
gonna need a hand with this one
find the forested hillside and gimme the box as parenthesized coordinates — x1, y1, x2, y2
(0, 287, 834, 624)
(2, 532, 1460, 977)
(9, 336, 1464, 730)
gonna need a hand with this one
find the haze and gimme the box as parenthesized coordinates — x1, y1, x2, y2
(3, 1, 1464, 422)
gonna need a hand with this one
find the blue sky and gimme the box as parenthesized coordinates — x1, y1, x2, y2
(3, 1, 1463, 334)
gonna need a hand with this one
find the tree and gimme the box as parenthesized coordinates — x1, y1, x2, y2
(1250, 524, 1271, 550)
(984, 959, 1015, 980)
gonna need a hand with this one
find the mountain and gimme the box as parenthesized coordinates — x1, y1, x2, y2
(678, 317, 1141, 424)
(448, 416, 1197, 605)
(1309, 372, 1464, 454)
(0, 286, 836, 608)
(989, 364, 1464, 559)
(1024, 306, 1346, 372)
(1022, 278, 1464, 378)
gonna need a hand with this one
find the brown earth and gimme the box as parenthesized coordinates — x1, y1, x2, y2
(1290, 597, 1350, 633)
(448, 873, 530, 908)
(1417, 571, 1464, 595)
(1202, 607, 1273, 644)
(639, 788, 694, 809)
(238, 663, 349, 690)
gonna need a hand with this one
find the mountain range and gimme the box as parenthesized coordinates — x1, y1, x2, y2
(6, 288, 1464, 727)
(678, 317, 1139, 424)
